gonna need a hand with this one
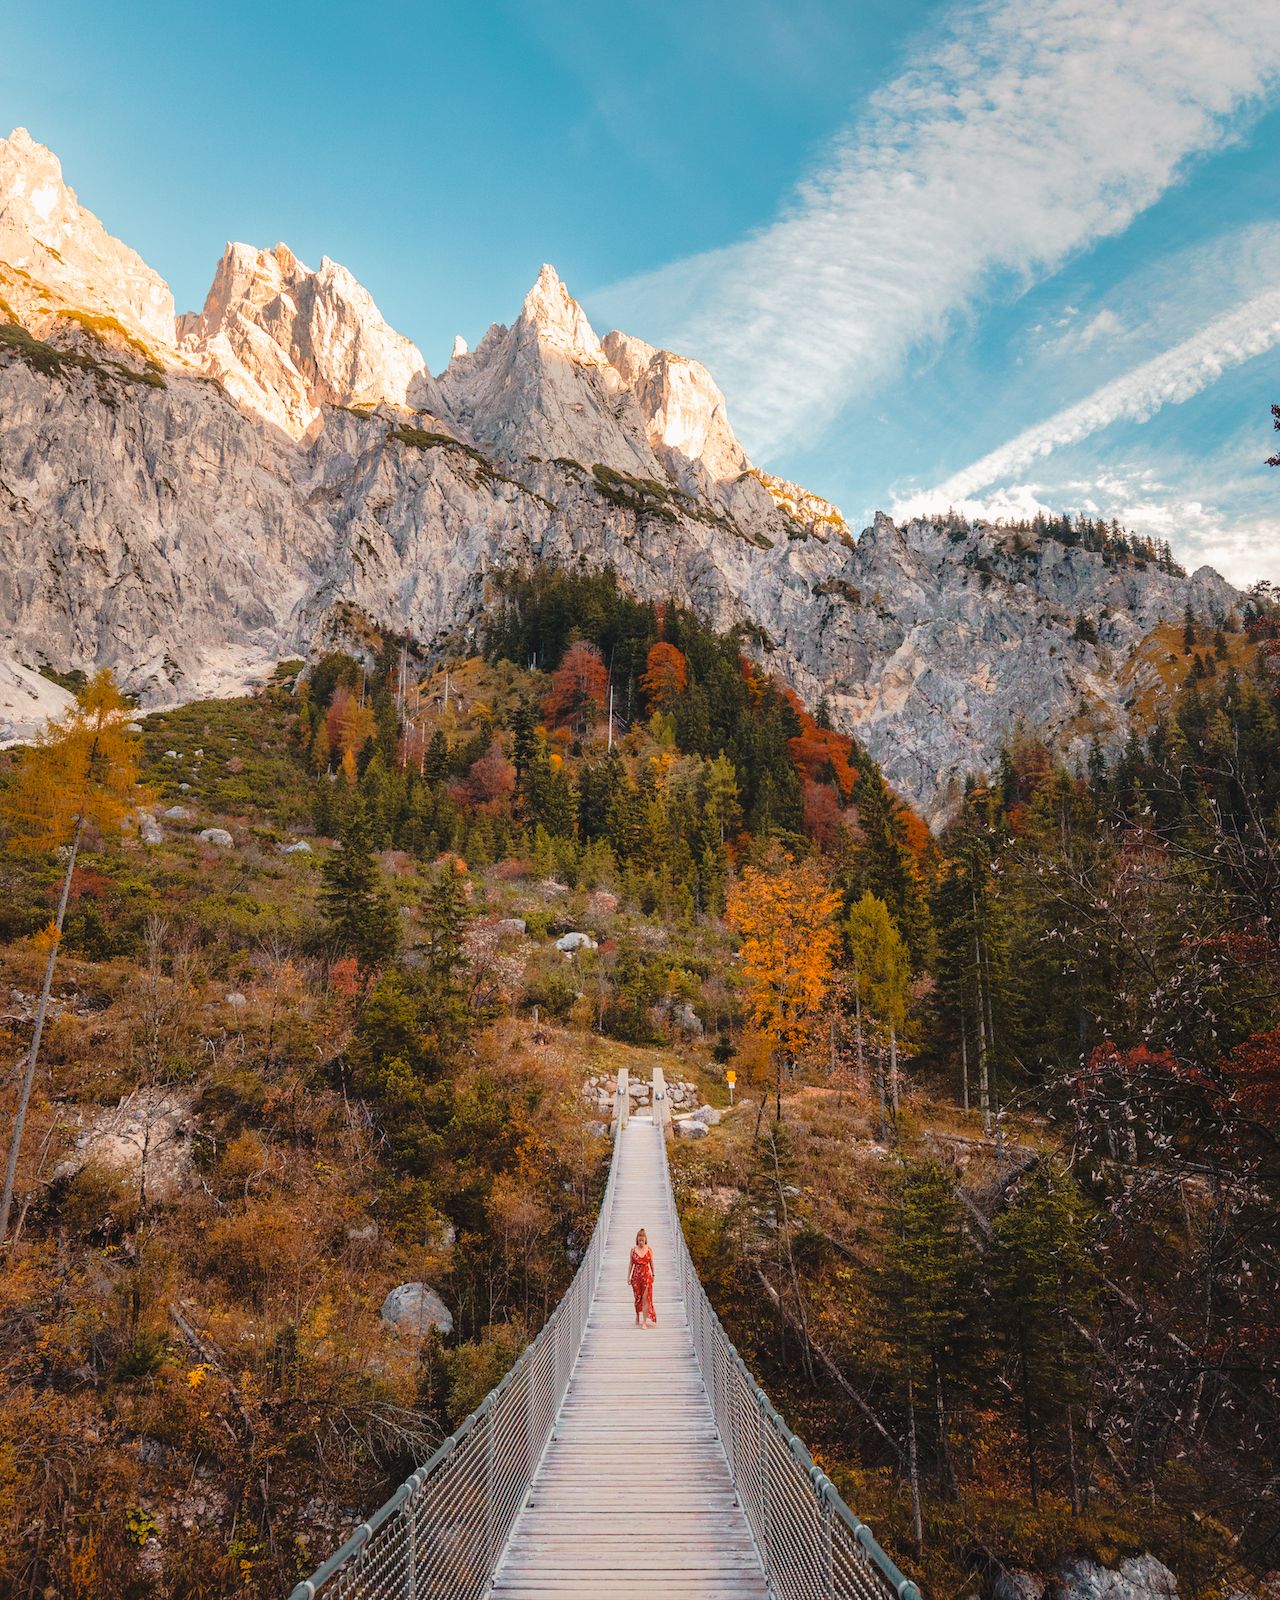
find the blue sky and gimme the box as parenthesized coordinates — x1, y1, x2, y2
(5, 0, 1279, 582)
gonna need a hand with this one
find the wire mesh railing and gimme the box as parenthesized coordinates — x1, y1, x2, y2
(656, 1120, 922, 1600)
(288, 1120, 622, 1600)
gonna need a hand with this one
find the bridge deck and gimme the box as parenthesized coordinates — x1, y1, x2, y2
(491, 1116, 768, 1599)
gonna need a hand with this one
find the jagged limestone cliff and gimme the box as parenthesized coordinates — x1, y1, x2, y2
(0, 129, 1239, 812)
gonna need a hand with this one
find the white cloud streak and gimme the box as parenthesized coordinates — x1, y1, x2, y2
(595, 0, 1280, 454)
(909, 287, 1280, 506)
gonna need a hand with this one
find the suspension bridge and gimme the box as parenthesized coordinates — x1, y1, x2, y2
(290, 1069, 921, 1600)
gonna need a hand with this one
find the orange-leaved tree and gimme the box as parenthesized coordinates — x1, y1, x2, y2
(726, 851, 841, 1121)
(327, 687, 376, 763)
(640, 642, 688, 712)
(0, 670, 144, 1249)
(543, 641, 608, 736)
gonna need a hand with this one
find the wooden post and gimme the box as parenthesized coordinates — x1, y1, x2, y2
(652, 1067, 669, 1138)
(614, 1067, 629, 1134)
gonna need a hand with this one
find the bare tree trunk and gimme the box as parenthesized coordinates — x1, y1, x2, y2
(934, 1359, 957, 1501)
(0, 815, 83, 1250)
(1066, 1404, 1081, 1515)
(960, 1020, 970, 1114)
(905, 1350, 924, 1554)
(890, 1026, 900, 1115)
(982, 933, 999, 1145)
(971, 895, 992, 1137)
(768, 1133, 813, 1383)
(1017, 1324, 1041, 1508)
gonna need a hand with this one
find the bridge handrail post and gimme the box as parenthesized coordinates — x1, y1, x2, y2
(652, 1065, 668, 1136)
(484, 1391, 496, 1566)
(758, 1391, 771, 1576)
(614, 1066, 628, 1133)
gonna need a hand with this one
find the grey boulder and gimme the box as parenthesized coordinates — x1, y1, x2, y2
(380, 1283, 454, 1339)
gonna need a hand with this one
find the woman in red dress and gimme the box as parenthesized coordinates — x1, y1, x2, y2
(628, 1227, 657, 1328)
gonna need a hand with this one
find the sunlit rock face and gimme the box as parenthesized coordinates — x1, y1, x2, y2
(0, 127, 175, 346)
(602, 329, 749, 483)
(177, 240, 443, 438)
(438, 263, 660, 474)
(0, 131, 1241, 813)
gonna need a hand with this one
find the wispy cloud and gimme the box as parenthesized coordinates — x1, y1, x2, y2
(595, 0, 1280, 454)
(906, 288, 1280, 506)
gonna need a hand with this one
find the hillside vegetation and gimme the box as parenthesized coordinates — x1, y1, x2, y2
(0, 566, 1276, 1599)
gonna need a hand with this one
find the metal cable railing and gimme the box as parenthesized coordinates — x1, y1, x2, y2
(288, 1115, 623, 1600)
(656, 1121, 922, 1600)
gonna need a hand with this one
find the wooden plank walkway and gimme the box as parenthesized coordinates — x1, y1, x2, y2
(491, 1116, 768, 1599)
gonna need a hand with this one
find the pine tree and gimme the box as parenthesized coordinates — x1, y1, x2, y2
(424, 729, 450, 782)
(420, 861, 468, 989)
(510, 698, 537, 786)
(878, 1158, 982, 1540)
(321, 798, 399, 971)
(846, 892, 911, 1130)
(991, 1163, 1099, 1510)
(701, 752, 741, 844)
(311, 719, 332, 773)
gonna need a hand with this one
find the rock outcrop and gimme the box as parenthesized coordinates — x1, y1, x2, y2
(0, 127, 175, 346)
(0, 128, 1244, 812)
(177, 240, 443, 438)
(987, 1553, 1182, 1600)
(55, 1087, 201, 1201)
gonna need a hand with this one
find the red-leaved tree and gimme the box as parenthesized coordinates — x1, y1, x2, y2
(543, 642, 608, 736)
(451, 739, 516, 812)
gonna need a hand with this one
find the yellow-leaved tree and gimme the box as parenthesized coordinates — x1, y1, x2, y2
(846, 890, 911, 1137)
(0, 670, 144, 1249)
(726, 851, 841, 1122)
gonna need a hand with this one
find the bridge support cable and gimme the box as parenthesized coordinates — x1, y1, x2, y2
(287, 1078, 625, 1600)
(656, 1122, 922, 1600)
(291, 1076, 922, 1600)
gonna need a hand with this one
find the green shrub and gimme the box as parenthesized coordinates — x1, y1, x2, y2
(521, 966, 577, 1020)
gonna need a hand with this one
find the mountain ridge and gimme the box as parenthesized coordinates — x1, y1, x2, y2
(0, 127, 1242, 814)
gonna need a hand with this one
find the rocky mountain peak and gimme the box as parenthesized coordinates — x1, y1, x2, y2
(437, 264, 658, 471)
(0, 127, 175, 347)
(517, 262, 607, 366)
(177, 239, 441, 438)
(0, 129, 1248, 817)
(602, 330, 750, 484)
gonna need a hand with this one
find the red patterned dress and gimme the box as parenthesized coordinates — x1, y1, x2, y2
(628, 1244, 657, 1322)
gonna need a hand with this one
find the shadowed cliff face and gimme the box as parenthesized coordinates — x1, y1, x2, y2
(0, 129, 1238, 813)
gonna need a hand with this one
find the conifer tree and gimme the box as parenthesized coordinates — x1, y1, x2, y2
(846, 891, 911, 1130)
(991, 1163, 1099, 1510)
(321, 798, 399, 971)
(878, 1157, 982, 1542)
(424, 729, 450, 782)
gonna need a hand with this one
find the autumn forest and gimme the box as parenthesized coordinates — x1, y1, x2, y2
(0, 564, 1277, 1598)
